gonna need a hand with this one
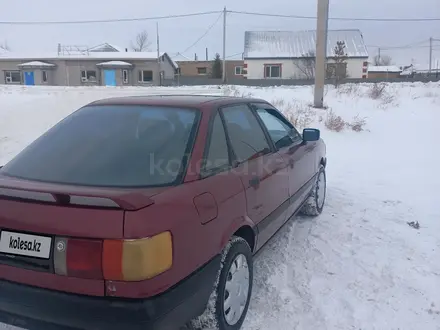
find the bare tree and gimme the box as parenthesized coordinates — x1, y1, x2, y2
(0, 41, 10, 51)
(326, 41, 348, 86)
(373, 54, 392, 66)
(131, 30, 152, 52)
(293, 50, 316, 79)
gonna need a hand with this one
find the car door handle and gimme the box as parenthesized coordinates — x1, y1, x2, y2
(249, 176, 260, 187)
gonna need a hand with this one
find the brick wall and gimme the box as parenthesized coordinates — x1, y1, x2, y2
(176, 60, 245, 79)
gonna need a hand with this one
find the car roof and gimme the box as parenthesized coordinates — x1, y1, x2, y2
(88, 94, 269, 109)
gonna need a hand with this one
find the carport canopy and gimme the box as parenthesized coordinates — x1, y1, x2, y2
(96, 61, 133, 68)
(18, 61, 56, 69)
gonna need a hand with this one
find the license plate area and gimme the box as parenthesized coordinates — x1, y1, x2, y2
(0, 231, 52, 259)
(0, 230, 54, 272)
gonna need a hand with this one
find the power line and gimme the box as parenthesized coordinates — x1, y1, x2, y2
(0, 9, 438, 25)
(0, 11, 222, 25)
(173, 12, 223, 57)
(228, 10, 440, 22)
(367, 44, 435, 50)
(226, 52, 243, 58)
(366, 38, 440, 50)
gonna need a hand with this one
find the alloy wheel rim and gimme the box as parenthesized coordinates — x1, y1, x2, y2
(223, 253, 250, 326)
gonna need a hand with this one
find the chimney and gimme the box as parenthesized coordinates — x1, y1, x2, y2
(125, 48, 128, 52)
(206, 48, 208, 60)
(194, 53, 198, 61)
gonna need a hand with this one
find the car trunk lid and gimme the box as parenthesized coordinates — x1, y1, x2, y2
(0, 175, 167, 296)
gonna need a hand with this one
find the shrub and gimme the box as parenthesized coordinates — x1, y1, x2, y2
(337, 84, 361, 97)
(325, 109, 346, 132)
(368, 83, 386, 100)
(346, 115, 367, 132)
(222, 85, 253, 98)
(367, 83, 397, 108)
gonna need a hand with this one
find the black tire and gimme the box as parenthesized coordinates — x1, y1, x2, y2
(190, 236, 253, 330)
(300, 165, 326, 216)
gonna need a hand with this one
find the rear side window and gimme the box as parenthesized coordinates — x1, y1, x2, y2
(202, 113, 230, 175)
(221, 104, 270, 163)
(1, 105, 199, 187)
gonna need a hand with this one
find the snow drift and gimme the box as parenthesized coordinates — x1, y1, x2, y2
(0, 82, 439, 330)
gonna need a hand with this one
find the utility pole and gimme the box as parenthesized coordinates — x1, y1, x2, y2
(313, 0, 330, 108)
(156, 22, 162, 86)
(436, 60, 439, 78)
(222, 6, 227, 83)
(429, 37, 433, 75)
(378, 47, 381, 65)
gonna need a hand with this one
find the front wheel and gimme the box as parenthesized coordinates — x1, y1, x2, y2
(190, 236, 253, 330)
(300, 165, 326, 216)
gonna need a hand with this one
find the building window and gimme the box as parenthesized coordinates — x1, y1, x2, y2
(264, 64, 281, 78)
(235, 66, 244, 75)
(81, 70, 97, 82)
(5, 71, 21, 84)
(197, 67, 207, 75)
(122, 70, 128, 84)
(138, 70, 153, 82)
(42, 71, 48, 83)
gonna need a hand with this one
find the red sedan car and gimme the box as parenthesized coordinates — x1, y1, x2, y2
(0, 95, 326, 330)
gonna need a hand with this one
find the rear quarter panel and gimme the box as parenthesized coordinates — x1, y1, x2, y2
(120, 172, 248, 298)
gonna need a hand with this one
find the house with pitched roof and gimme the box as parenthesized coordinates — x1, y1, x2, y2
(0, 43, 178, 86)
(243, 29, 369, 79)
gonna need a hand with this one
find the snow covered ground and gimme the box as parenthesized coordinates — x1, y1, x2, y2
(1, 82, 439, 330)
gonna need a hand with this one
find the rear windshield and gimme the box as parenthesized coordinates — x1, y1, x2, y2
(1, 105, 200, 187)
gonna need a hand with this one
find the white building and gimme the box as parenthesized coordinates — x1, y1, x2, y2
(243, 29, 369, 80)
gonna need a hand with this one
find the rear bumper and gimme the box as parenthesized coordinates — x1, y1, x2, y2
(0, 255, 221, 330)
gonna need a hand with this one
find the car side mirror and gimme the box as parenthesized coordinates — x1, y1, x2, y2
(303, 128, 320, 142)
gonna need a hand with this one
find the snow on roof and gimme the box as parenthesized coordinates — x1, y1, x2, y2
(88, 43, 125, 52)
(0, 51, 165, 61)
(368, 65, 401, 73)
(400, 66, 414, 75)
(244, 29, 369, 59)
(413, 61, 440, 72)
(17, 61, 55, 67)
(96, 60, 133, 66)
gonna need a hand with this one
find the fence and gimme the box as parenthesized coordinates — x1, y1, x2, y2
(163, 76, 440, 87)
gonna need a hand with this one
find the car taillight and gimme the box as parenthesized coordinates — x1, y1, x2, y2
(53, 231, 173, 282)
(54, 237, 103, 279)
(103, 231, 173, 281)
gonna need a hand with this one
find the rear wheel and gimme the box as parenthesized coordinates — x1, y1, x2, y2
(190, 236, 253, 330)
(300, 165, 326, 216)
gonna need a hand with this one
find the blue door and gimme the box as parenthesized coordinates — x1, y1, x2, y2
(24, 71, 35, 85)
(104, 70, 116, 86)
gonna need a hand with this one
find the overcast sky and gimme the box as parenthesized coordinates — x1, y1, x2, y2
(1, 0, 439, 66)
